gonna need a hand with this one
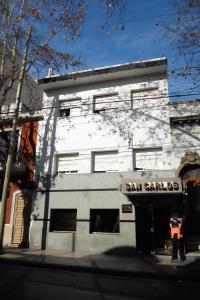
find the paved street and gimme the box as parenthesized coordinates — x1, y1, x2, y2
(0, 262, 199, 300)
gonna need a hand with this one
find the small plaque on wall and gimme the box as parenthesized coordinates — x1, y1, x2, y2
(122, 204, 132, 213)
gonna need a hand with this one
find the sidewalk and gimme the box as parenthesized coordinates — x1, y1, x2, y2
(0, 247, 200, 281)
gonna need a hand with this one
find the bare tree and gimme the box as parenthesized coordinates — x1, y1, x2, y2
(167, 0, 200, 86)
(0, 0, 128, 106)
(0, 0, 129, 249)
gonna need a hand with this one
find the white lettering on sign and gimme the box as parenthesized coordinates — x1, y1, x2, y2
(125, 182, 142, 192)
(124, 181, 179, 192)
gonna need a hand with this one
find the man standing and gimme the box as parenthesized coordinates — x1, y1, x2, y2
(170, 215, 186, 262)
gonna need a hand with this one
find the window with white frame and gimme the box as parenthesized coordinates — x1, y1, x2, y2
(59, 98, 81, 117)
(133, 147, 163, 170)
(57, 153, 79, 174)
(92, 150, 118, 173)
(131, 86, 158, 110)
(93, 93, 118, 113)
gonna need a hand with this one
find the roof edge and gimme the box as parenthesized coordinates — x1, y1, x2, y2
(38, 57, 167, 85)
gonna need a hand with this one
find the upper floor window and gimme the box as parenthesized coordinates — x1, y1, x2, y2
(133, 147, 163, 171)
(59, 98, 81, 118)
(56, 153, 79, 174)
(91, 150, 118, 173)
(93, 93, 118, 113)
(60, 108, 70, 117)
(131, 86, 158, 110)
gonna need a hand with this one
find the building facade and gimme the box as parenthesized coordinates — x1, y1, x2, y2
(31, 58, 200, 254)
(0, 74, 42, 247)
(0, 120, 39, 246)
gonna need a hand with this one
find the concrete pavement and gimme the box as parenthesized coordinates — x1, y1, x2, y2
(0, 247, 200, 281)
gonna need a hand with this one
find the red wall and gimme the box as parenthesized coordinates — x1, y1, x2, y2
(3, 121, 39, 224)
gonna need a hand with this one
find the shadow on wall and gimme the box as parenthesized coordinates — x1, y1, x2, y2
(33, 95, 59, 250)
(19, 194, 32, 248)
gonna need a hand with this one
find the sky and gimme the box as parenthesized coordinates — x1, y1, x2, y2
(50, 0, 199, 101)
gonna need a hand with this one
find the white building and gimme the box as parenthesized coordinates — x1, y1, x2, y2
(31, 57, 200, 254)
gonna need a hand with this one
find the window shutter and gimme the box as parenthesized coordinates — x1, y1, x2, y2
(131, 87, 158, 109)
(93, 151, 118, 172)
(60, 98, 80, 109)
(94, 94, 118, 112)
(134, 148, 163, 170)
(57, 154, 79, 173)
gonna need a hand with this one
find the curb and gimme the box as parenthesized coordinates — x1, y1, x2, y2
(0, 256, 200, 282)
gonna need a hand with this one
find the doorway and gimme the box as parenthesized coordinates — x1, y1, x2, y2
(135, 204, 154, 254)
(184, 182, 200, 251)
(153, 205, 172, 254)
(178, 162, 200, 250)
(135, 203, 175, 255)
(11, 193, 32, 247)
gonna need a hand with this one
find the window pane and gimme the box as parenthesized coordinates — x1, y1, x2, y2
(60, 108, 70, 117)
(59, 98, 81, 117)
(50, 209, 77, 232)
(90, 209, 119, 233)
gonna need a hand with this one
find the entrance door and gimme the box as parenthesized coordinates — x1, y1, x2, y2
(12, 193, 25, 244)
(185, 182, 200, 251)
(135, 204, 154, 254)
(153, 205, 172, 254)
(11, 193, 31, 247)
(136, 203, 174, 255)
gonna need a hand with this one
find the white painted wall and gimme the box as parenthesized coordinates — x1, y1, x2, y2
(36, 72, 174, 176)
(170, 100, 200, 169)
(32, 61, 200, 253)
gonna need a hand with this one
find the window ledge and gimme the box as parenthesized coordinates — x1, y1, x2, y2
(90, 232, 120, 235)
(57, 117, 70, 120)
(50, 231, 77, 233)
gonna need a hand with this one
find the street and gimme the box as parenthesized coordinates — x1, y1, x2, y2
(0, 262, 199, 300)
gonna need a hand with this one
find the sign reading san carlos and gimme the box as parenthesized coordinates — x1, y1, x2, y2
(121, 178, 182, 194)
